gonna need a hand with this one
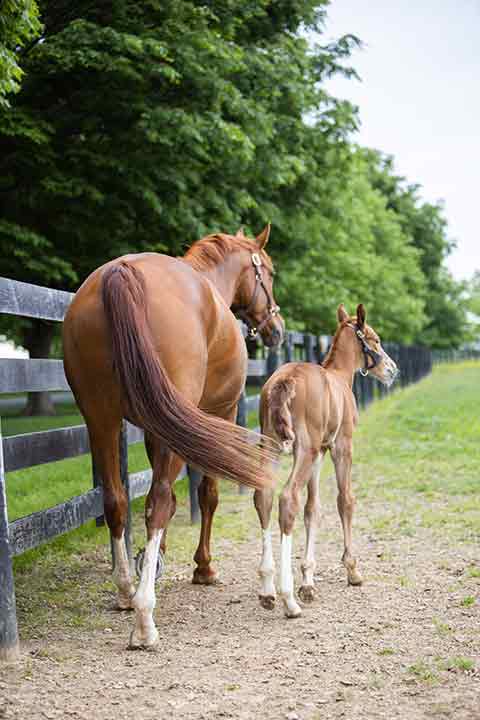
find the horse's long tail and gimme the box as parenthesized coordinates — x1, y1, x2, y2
(267, 376, 296, 453)
(101, 261, 273, 489)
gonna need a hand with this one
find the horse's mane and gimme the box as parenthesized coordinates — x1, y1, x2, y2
(184, 233, 273, 272)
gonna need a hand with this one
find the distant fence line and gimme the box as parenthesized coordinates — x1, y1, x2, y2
(0, 275, 433, 660)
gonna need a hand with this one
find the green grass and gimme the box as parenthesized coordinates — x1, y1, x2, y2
(350, 361, 480, 540)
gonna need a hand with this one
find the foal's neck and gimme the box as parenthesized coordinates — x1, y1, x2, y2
(323, 329, 359, 386)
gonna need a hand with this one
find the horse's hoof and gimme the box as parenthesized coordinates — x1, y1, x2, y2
(128, 626, 159, 651)
(348, 572, 364, 586)
(298, 585, 315, 603)
(192, 567, 218, 585)
(114, 591, 135, 611)
(259, 594, 276, 610)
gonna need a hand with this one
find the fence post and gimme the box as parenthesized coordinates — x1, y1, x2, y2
(266, 346, 281, 377)
(284, 332, 293, 363)
(236, 390, 248, 495)
(92, 458, 105, 527)
(188, 468, 202, 523)
(119, 421, 132, 561)
(304, 333, 315, 363)
(0, 419, 20, 662)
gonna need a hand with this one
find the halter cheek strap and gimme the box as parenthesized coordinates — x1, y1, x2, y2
(233, 253, 280, 339)
(352, 325, 382, 376)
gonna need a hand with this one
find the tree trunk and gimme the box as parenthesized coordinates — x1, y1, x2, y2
(21, 320, 56, 416)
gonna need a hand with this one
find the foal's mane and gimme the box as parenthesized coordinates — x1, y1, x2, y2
(322, 318, 356, 369)
(184, 233, 273, 272)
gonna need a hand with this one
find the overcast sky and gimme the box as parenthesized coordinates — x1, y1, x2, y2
(322, 0, 479, 281)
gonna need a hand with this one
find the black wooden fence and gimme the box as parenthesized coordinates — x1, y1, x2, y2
(0, 276, 432, 660)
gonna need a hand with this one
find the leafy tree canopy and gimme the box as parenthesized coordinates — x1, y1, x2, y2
(0, 0, 42, 105)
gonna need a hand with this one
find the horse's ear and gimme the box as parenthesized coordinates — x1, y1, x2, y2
(235, 227, 245, 238)
(337, 304, 349, 324)
(356, 303, 366, 329)
(256, 223, 271, 249)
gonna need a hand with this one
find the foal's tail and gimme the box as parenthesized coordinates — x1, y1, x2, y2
(101, 261, 274, 490)
(267, 377, 296, 454)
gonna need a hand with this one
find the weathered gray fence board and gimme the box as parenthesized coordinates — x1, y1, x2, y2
(0, 359, 70, 393)
(9, 487, 104, 556)
(129, 469, 153, 501)
(4, 425, 89, 473)
(0, 421, 19, 660)
(0, 277, 73, 322)
(247, 359, 267, 377)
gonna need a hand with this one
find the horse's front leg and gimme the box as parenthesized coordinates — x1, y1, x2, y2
(192, 404, 237, 585)
(130, 447, 181, 649)
(192, 474, 219, 584)
(331, 436, 363, 586)
(279, 446, 314, 618)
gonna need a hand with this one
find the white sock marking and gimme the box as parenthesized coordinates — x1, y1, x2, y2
(259, 527, 276, 597)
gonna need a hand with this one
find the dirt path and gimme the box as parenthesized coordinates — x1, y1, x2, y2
(2, 478, 479, 720)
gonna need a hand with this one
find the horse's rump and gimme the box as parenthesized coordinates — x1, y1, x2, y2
(101, 260, 273, 489)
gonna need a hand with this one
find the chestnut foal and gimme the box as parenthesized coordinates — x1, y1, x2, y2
(254, 304, 399, 617)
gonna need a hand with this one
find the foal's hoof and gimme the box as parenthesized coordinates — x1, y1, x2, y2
(128, 626, 159, 651)
(298, 585, 315, 603)
(282, 596, 302, 619)
(192, 567, 218, 585)
(259, 594, 276, 610)
(347, 571, 364, 586)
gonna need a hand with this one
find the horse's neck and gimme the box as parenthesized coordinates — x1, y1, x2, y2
(190, 256, 242, 307)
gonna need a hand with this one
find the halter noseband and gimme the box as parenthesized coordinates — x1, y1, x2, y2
(350, 324, 382, 377)
(234, 253, 280, 339)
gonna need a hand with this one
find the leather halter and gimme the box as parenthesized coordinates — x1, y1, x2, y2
(233, 253, 280, 339)
(349, 324, 382, 376)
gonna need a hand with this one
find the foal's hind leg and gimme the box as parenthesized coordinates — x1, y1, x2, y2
(298, 452, 325, 603)
(331, 437, 363, 586)
(130, 443, 182, 648)
(88, 418, 136, 610)
(279, 443, 315, 618)
(254, 485, 276, 609)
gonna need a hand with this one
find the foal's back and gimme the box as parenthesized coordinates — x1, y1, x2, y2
(261, 362, 356, 451)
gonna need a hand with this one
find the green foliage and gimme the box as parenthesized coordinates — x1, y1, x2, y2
(0, 0, 42, 105)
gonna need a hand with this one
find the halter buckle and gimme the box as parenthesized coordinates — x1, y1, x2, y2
(251, 253, 262, 267)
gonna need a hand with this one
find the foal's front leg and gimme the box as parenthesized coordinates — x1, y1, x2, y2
(298, 452, 324, 603)
(279, 448, 314, 618)
(331, 437, 363, 586)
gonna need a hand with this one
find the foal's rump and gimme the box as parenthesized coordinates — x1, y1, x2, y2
(64, 253, 273, 490)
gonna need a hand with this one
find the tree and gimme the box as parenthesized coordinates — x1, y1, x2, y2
(0, 0, 42, 105)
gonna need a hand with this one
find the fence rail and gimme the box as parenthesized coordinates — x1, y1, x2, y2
(0, 274, 433, 660)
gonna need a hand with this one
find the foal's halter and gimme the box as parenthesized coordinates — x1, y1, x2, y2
(350, 324, 382, 377)
(233, 253, 280, 339)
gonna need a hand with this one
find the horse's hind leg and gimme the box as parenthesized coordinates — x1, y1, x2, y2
(279, 442, 314, 618)
(331, 437, 363, 586)
(130, 442, 182, 649)
(88, 417, 136, 610)
(298, 451, 325, 603)
(254, 485, 276, 609)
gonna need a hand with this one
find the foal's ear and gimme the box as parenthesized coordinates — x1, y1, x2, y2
(256, 223, 271, 249)
(235, 227, 246, 238)
(337, 304, 349, 324)
(356, 303, 366, 329)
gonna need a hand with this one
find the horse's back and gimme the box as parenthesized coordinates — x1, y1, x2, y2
(63, 252, 245, 413)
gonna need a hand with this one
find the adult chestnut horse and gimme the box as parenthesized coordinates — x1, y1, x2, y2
(254, 304, 398, 618)
(63, 226, 284, 648)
